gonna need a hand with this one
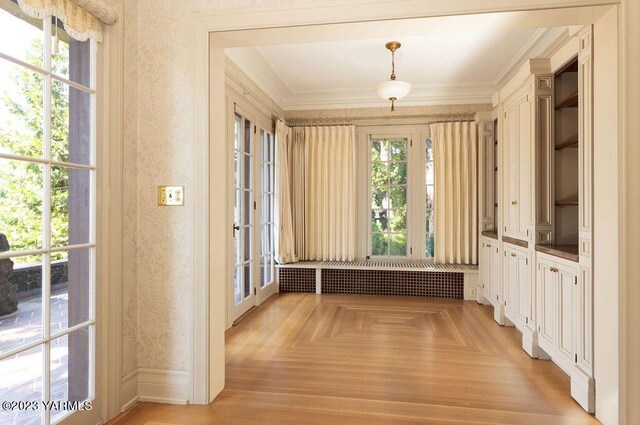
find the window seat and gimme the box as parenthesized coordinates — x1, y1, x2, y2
(276, 261, 477, 300)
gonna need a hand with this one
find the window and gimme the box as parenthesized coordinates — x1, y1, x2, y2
(0, 5, 96, 424)
(370, 138, 408, 256)
(366, 132, 435, 260)
(260, 129, 274, 287)
(425, 137, 434, 257)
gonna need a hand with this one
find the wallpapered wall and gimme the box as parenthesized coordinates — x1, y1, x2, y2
(121, 0, 322, 377)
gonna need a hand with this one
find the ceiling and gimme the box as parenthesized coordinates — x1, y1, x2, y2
(226, 26, 569, 110)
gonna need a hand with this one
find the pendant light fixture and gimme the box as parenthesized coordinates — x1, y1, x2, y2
(375, 41, 411, 111)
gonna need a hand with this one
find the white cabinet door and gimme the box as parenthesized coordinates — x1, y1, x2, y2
(491, 244, 502, 304)
(557, 264, 576, 364)
(516, 251, 530, 328)
(517, 92, 532, 240)
(504, 102, 519, 237)
(537, 257, 556, 351)
(504, 248, 518, 321)
(577, 266, 593, 374)
(481, 240, 493, 299)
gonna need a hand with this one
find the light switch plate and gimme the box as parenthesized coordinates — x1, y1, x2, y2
(158, 186, 184, 206)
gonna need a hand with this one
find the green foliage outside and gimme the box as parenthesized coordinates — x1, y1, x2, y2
(0, 38, 70, 264)
(370, 138, 435, 258)
(370, 139, 408, 256)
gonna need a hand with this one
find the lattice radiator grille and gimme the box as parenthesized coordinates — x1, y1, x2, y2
(321, 269, 463, 299)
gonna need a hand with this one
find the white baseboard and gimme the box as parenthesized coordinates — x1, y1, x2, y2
(137, 368, 189, 405)
(121, 370, 139, 412)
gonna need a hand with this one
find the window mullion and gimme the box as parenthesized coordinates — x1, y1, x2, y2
(42, 16, 52, 425)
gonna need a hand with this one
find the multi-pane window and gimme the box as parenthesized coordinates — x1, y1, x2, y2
(233, 114, 253, 304)
(259, 130, 274, 288)
(425, 137, 434, 257)
(370, 138, 408, 256)
(0, 4, 96, 425)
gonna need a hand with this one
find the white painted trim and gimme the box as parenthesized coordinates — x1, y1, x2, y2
(191, 15, 211, 406)
(619, 1, 640, 424)
(101, 2, 124, 422)
(193, 0, 625, 409)
(198, 1, 617, 33)
(137, 369, 189, 405)
(120, 370, 139, 413)
(550, 36, 579, 73)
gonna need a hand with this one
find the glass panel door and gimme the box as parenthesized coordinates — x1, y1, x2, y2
(259, 130, 275, 290)
(232, 112, 255, 319)
(0, 9, 99, 424)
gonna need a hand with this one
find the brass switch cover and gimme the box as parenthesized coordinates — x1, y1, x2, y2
(158, 186, 184, 206)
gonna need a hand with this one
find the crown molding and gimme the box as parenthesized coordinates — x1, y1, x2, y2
(226, 25, 569, 111)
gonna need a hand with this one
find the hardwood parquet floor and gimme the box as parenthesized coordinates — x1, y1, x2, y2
(110, 293, 600, 425)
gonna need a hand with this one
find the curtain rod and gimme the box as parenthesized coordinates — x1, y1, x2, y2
(287, 122, 354, 127)
(287, 116, 475, 127)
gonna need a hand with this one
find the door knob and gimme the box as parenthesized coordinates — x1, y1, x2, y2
(511, 200, 518, 205)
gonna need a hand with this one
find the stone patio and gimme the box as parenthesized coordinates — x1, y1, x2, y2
(0, 289, 70, 425)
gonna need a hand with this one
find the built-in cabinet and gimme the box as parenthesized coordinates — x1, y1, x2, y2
(477, 26, 594, 414)
(479, 235, 501, 306)
(503, 243, 531, 332)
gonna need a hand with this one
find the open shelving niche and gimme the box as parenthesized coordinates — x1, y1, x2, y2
(553, 57, 579, 249)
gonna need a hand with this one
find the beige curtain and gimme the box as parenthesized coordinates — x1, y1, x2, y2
(430, 121, 478, 264)
(18, 0, 118, 42)
(303, 125, 356, 261)
(274, 120, 298, 264)
(290, 127, 306, 258)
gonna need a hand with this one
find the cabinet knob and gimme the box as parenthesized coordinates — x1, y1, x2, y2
(511, 200, 518, 205)
(511, 253, 517, 257)
(486, 244, 491, 248)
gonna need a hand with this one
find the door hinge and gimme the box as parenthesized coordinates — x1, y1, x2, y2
(254, 125, 257, 134)
(254, 201, 257, 210)
(575, 276, 577, 285)
(526, 258, 528, 266)
(504, 112, 507, 118)
(410, 247, 413, 255)
(538, 325, 541, 333)
(410, 139, 413, 147)
(526, 317, 529, 324)
(254, 287, 257, 296)
(497, 294, 499, 301)
(575, 353, 578, 363)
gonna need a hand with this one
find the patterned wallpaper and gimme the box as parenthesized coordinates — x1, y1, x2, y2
(122, 0, 321, 375)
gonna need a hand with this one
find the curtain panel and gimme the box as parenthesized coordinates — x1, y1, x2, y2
(430, 121, 478, 264)
(18, 0, 117, 42)
(302, 125, 356, 261)
(274, 124, 356, 263)
(274, 120, 298, 264)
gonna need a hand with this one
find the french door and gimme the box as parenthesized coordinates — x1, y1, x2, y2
(229, 103, 276, 324)
(0, 7, 100, 425)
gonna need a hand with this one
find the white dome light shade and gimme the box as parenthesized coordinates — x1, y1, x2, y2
(375, 80, 412, 100)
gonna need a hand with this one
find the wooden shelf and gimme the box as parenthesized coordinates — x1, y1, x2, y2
(555, 92, 579, 110)
(555, 136, 579, 150)
(535, 244, 579, 263)
(555, 198, 579, 207)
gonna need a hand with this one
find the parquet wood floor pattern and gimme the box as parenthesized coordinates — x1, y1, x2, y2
(110, 293, 600, 425)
